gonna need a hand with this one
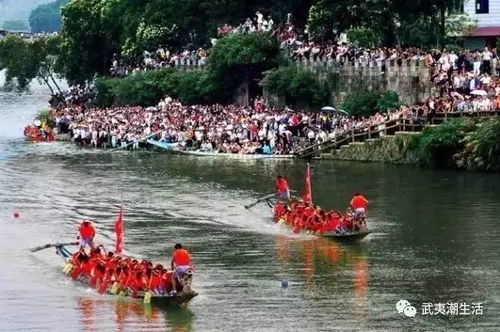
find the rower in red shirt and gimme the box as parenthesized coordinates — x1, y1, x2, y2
(170, 243, 191, 295)
(350, 192, 369, 218)
(275, 175, 290, 201)
(78, 220, 96, 249)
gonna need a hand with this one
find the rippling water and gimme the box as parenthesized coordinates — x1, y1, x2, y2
(1, 77, 500, 331)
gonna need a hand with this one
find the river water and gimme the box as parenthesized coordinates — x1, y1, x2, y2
(1, 79, 500, 331)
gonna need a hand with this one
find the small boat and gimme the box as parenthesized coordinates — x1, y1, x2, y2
(146, 139, 179, 151)
(23, 125, 55, 142)
(146, 140, 294, 159)
(55, 244, 198, 306)
(175, 149, 294, 159)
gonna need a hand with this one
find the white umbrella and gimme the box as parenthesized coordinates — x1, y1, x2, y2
(321, 106, 349, 116)
(146, 106, 158, 112)
(450, 92, 464, 100)
(471, 90, 488, 96)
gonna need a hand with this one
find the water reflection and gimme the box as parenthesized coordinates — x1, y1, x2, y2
(77, 298, 95, 332)
(276, 236, 369, 317)
(164, 306, 194, 332)
(76, 296, 193, 331)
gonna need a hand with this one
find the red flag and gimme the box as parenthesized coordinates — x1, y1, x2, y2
(114, 206, 124, 253)
(301, 163, 312, 204)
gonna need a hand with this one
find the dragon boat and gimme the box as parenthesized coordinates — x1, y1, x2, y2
(55, 244, 198, 307)
(23, 125, 55, 142)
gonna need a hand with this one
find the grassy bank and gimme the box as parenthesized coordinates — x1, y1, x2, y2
(325, 118, 500, 172)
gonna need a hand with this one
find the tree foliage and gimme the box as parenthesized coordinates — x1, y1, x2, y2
(95, 68, 220, 107)
(209, 33, 280, 80)
(307, 0, 466, 47)
(55, 0, 310, 83)
(0, 34, 62, 94)
(96, 33, 280, 106)
(261, 66, 331, 108)
(341, 90, 401, 117)
(418, 119, 470, 167)
(463, 119, 500, 171)
(347, 27, 380, 48)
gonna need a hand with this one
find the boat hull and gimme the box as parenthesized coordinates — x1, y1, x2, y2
(321, 230, 371, 241)
(55, 245, 198, 306)
(146, 140, 294, 159)
(25, 134, 55, 142)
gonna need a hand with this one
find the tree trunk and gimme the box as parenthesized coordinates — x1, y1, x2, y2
(49, 72, 63, 95)
(439, 6, 446, 47)
(41, 76, 55, 96)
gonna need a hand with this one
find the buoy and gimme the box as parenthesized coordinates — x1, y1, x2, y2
(14, 212, 20, 218)
(281, 280, 289, 288)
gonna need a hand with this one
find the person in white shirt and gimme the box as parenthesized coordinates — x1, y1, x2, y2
(481, 47, 492, 75)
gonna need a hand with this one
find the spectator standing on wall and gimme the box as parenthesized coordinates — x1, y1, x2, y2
(481, 47, 493, 75)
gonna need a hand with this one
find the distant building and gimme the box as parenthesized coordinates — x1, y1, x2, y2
(463, 0, 500, 49)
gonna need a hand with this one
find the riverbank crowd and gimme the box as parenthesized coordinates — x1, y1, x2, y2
(52, 82, 500, 155)
(43, 11, 500, 155)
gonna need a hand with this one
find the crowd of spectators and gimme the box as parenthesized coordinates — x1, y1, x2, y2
(60, 13, 500, 155)
(49, 85, 96, 108)
(53, 82, 499, 155)
(110, 47, 209, 77)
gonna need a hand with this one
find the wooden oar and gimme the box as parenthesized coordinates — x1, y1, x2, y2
(244, 193, 277, 209)
(29, 241, 79, 253)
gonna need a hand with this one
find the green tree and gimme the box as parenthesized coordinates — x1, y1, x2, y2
(376, 91, 401, 111)
(392, 0, 465, 47)
(58, 0, 114, 84)
(0, 34, 63, 94)
(341, 90, 380, 117)
(209, 32, 280, 100)
(341, 90, 400, 117)
(347, 27, 380, 48)
(261, 66, 331, 107)
(307, 1, 334, 41)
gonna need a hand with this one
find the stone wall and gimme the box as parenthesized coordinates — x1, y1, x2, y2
(170, 56, 439, 108)
(300, 59, 438, 107)
(263, 59, 440, 109)
(321, 132, 422, 165)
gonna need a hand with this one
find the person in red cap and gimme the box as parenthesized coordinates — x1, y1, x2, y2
(78, 220, 96, 250)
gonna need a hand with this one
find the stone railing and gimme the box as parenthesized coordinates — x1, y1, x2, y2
(170, 58, 208, 71)
(168, 54, 429, 75)
(294, 55, 429, 77)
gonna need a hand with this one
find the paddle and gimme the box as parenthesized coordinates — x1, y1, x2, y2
(244, 193, 276, 209)
(29, 241, 79, 253)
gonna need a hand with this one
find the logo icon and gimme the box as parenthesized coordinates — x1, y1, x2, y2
(396, 299, 417, 317)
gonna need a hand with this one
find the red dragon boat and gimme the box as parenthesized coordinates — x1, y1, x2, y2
(247, 163, 371, 242)
(48, 243, 198, 307)
(23, 125, 55, 142)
